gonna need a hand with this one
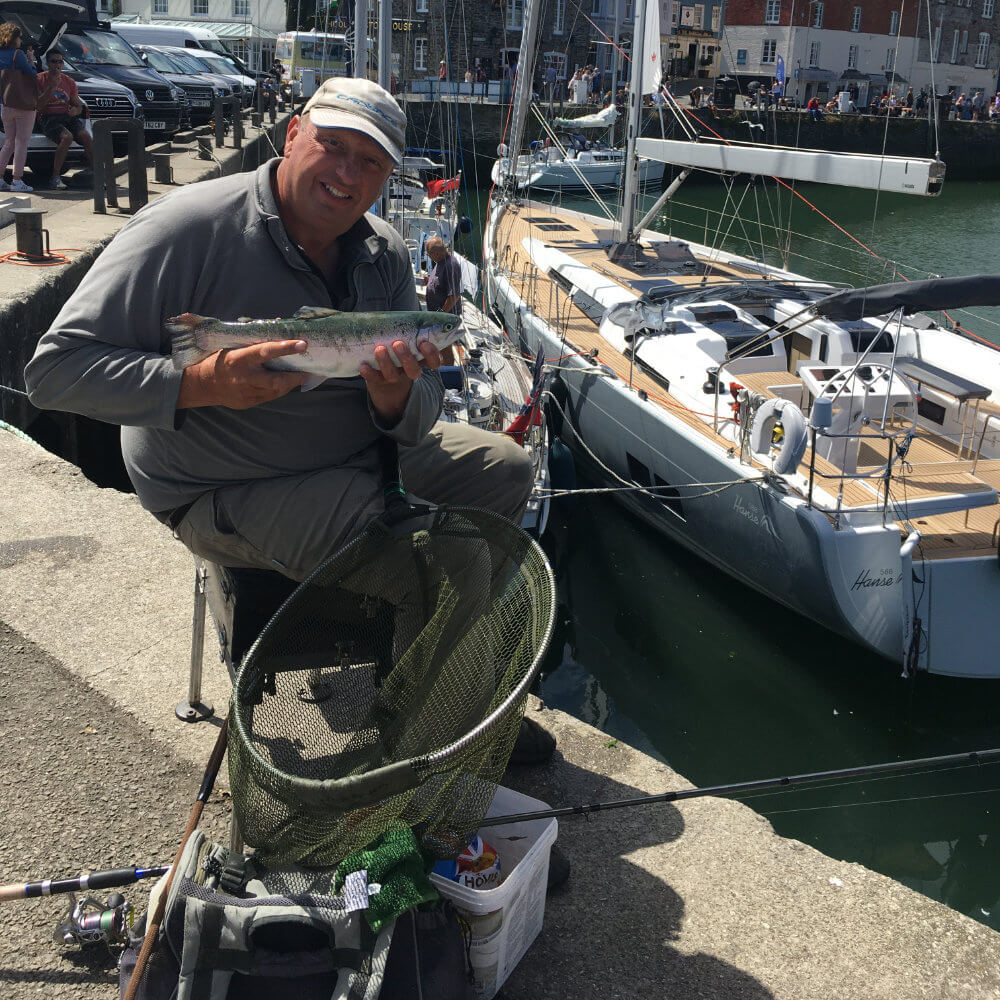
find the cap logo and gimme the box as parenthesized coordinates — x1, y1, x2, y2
(333, 91, 401, 129)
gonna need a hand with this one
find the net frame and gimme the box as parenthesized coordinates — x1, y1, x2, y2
(228, 505, 557, 866)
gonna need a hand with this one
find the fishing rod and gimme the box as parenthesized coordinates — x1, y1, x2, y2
(0, 865, 169, 903)
(480, 746, 1000, 828)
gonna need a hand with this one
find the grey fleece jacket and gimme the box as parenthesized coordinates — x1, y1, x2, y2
(24, 158, 443, 514)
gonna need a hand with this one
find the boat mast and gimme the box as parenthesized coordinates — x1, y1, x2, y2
(507, 0, 542, 176)
(616, 0, 649, 247)
(610, 0, 622, 148)
(378, 0, 391, 220)
(354, 0, 369, 78)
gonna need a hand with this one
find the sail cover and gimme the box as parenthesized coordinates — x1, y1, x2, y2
(814, 274, 1000, 321)
(553, 103, 619, 128)
(641, 0, 663, 95)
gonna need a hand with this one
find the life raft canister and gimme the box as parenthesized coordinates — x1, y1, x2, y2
(749, 397, 809, 476)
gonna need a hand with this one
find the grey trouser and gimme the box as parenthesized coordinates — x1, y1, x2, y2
(174, 421, 534, 581)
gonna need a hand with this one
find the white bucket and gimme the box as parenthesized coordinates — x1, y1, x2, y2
(430, 785, 558, 1000)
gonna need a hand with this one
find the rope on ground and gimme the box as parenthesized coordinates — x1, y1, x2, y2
(0, 248, 84, 267)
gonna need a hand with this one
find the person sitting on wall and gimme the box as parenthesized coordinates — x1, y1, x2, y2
(806, 96, 823, 121)
(35, 48, 92, 190)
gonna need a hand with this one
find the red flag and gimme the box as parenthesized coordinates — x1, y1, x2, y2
(426, 175, 461, 198)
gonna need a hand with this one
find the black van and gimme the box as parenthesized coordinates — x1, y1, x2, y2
(0, 0, 185, 141)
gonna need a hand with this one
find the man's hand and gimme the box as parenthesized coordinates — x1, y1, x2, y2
(360, 340, 442, 424)
(177, 340, 308, 410)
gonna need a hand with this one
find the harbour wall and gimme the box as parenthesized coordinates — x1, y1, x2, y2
(401, 95, 998, 183)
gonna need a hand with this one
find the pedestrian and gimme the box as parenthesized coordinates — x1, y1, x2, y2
(475, 61, 487, 101)
(35, 48, 93, 190)
(0, 22, 56, 192)
(806, 95, 823, 121)
(24, 76, 534, 584)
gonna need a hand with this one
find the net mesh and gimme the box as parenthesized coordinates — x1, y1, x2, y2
(228, 506, 556, 869)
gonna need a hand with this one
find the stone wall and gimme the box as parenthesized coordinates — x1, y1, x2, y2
(401, 96, 1000, 181)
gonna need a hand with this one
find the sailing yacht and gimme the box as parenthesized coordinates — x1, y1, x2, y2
(358, 6, 550, 535)
(485, 0, 1000, 677)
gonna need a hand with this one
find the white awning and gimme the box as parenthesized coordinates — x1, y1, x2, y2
(111, 17, 279, 41)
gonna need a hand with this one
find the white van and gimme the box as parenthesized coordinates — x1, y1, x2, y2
(112, 22, 231, 57)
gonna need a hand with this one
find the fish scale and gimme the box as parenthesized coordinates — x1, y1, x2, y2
(167, 305, 465, 390)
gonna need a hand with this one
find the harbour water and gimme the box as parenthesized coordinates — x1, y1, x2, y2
(461, 178, 1000, 930)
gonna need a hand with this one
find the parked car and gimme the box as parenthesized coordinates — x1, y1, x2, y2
(133, 44, 233, 126)
(160, 46, 257, 107)
(0, 0, 186, 142)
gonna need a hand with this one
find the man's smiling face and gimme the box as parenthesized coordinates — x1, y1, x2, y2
(276, 115, 394, 242)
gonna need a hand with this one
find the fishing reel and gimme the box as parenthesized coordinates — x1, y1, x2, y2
(54, 892, 134, 949)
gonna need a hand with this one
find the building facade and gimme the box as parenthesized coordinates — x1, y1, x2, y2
(721, 0, 997, 104)
(112, 0, 284, 69)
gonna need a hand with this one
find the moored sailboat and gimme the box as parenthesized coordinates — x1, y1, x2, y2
(485, 0, 1000, 677)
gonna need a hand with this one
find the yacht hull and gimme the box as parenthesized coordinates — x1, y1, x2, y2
(485, 205, 1000, 678)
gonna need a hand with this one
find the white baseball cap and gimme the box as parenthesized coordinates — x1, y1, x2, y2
(302, 77, 405, 165)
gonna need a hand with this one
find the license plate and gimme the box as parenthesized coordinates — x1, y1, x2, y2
(144, 121, 166, 130)
(192, 100, 210, 107)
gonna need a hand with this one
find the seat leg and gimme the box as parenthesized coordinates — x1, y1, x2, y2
(176, 562, 215, 723)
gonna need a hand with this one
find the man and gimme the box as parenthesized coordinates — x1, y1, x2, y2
(424, 236, 462, 317)
(24, 77, 532, 584)
(35, 47, 93, 190)
(544, 63, 556, 108)
(26, 73, 563, 794)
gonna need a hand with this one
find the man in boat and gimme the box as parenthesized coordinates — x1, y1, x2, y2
(424, 236, 463, 318)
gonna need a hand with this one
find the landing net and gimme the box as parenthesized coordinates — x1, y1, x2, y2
(228, 506, 556, 867)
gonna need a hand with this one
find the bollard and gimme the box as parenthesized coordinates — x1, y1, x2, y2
(92, 120, 147, 214)
(153, 151, 173, 184)
(214, 96, 226, 147)
(10, 207, 49, 259)
(197, 136, 213, 160)
(213, 96, 242, 148)
(268, 100, 276, 124)
(231, 108, 243, 148)
(251, 110, 262, 128)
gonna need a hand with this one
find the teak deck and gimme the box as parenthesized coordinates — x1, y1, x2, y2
(497, 203, 1000, 562)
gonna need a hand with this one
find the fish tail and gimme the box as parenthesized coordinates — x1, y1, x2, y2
(166, 313, 214, 370)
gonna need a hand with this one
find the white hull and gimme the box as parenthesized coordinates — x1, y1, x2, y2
(484, 201, 1000, 678)
(511, 152, 663, 191)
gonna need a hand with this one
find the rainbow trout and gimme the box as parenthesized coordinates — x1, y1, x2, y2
(167, 306, 464, 390)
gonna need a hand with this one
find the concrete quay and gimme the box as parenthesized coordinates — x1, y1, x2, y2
(1, 430, 998, 999)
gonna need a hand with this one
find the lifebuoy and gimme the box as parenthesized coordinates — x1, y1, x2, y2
(750, 397, 809, 476)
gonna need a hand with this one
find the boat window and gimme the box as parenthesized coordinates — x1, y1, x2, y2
(625, 454, 685, 518)
(840, 320, 894, 353)
(818, 334, 828, 362)
(917, 396, 946, 425)
(688, 305, 739, 324)
(709, 321, 775, 357)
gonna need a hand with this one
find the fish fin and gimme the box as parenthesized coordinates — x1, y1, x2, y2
(299, 373, 328, 392)
(165, 312, 214, 335)
(293, 306, 340, 320)
(170, 329, 210, 370)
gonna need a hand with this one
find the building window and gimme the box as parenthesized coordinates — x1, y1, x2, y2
(885, 47, 894, 70)
(960, 29, 969, 52)
(951, 28, 960, 61)
(848, 43, 858, 68)
(693, 2, 704, 27)
(508, 0, 525, 27)
(812, 2, 824, 27)
(976, 31, 991, 65)
(851, 6, 862, 30)
(711, 5, 720, 29)
(542, 50, 567, 80)
(233, 0, 249, 14)
(765, 0, 780, 23)
(591, 0, 602, 14)
(554, 0, 565, 32)
(95, 0, 110, 10)
(931, 25, 941, 59)
(625, 0, 634, 17)
(985, 0, 995, 17)
(153, 0, 168, 11)
(191, 0, 208, 15)
(414, 36, 427, 70)
(889, 10, 899, 34)
(808, 40, 820, 66)
(415, 0, 428, 11)
(736, 47, 747, 64)
(762, 38, 777, 63)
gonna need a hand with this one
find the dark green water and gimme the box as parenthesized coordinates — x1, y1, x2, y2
(460, 179, 1000, 929)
